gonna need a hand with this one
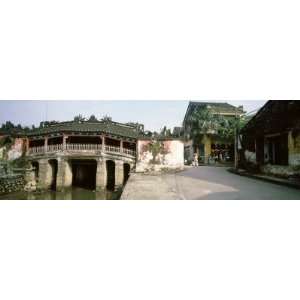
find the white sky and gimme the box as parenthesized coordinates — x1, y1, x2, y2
(0, 100, 267, 132)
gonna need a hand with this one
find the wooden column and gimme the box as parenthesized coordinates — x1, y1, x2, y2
(102, 135, 105, 153)
(44, 137, 48, 153)
(63, 134, 67, 150)
(120, 139, 123, 153)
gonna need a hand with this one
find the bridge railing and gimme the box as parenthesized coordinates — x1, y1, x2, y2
(66, 144, 102, 151)
(28, 146, 44, 154)
(28, 144, 136, 158)
(48, 144, 63, 152)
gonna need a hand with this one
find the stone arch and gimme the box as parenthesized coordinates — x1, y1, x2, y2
(123, 163, 130, 184)
(48, 159, 58, 191)
(106, 160, 115, 191)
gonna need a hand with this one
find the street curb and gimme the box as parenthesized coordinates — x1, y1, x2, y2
(227, 168, 300, 190)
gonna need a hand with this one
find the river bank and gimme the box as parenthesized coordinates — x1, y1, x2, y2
(0, 186, 121, 200)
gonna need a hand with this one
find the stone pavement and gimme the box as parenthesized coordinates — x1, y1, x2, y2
(121, 173, 181, 200)
(121, 166, 300, 200)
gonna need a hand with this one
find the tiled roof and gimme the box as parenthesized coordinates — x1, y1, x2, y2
(241, 100, 300, 135)
(25, 121, 140, 139)
(183, 101, 244, 125)
(189, 101, 244, 113)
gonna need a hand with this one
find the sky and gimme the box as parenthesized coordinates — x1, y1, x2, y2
(0, 100, 267, 132)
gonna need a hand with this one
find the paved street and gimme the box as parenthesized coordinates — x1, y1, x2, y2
(122, 166, 300, 200)
(175, 166, 300, 200)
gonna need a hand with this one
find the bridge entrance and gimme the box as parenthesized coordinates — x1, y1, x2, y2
(106, 160, 115, 191)
(32, 161, 39, 181)
(71, 159, 97, 190)
(123, 163, 130, 184)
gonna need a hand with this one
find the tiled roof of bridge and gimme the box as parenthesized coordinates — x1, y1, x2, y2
(26, 121, 140, 138)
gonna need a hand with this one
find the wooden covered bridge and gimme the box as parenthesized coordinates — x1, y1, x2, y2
(24, 120, 140, 192)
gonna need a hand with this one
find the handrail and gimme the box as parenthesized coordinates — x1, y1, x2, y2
(27, 144, 136, 157)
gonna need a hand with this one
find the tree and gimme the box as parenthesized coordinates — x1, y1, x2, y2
(160, 126, 172, 137)
(88, 115, 98, 122)
(186, 108, 216, 141)
(187, 107, 249, 143)
(145, 140, 170, 164)
(74, 114, 85, 122)
(101, 115, 112, 122)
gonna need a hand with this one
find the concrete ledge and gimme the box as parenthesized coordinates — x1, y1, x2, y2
(228, 168, 300, 190)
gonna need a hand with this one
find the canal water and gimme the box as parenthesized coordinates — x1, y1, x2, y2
(0, 187, 122, 200)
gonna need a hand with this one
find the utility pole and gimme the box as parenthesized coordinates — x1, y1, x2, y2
(234, 109, 239, 170)
(234, 126, 238, 169)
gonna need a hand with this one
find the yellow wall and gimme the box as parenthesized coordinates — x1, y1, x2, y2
(288, 131, 300, 165)
(201, 135, 211, 157)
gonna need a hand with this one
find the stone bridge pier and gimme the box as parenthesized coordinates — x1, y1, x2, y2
(33, 156, 134, 192)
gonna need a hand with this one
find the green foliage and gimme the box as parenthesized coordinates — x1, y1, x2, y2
(0, 136, 13, 147)
(101, 115, 112, 122)
(293, 165, 300, 172)
(146, 140, 169, 164)
(187, 108, 250, 142)
(88, 115, 98, 122)
(73, 114, 86, 122)
(9, 156, 28, 169)
(160, 126, 172, 137)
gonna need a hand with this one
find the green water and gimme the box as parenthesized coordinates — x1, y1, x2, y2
(0, 187, 122, 200)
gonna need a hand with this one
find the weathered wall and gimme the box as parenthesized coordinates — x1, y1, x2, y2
(136, 139, 184, 172)
(202, 135, 211, 161)
(7, 138, 25, 160)
(96, 159, 107, 191)
(0, 175, 25, 195)
(288, 131, 300, 166)
(24, 169, 37, 192)
(245, 150, 256, 164)
(184, 140, 194, 163)
(37, 159, 53, 190)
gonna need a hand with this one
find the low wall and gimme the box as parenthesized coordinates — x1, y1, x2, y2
(289, 132, 300, 166)
(261, 164, 299, 179)
(8, 138, 25, 160)
(0, 175, 25, 195)
(136, 139, 184, 173)
(245, 150, 256, 164)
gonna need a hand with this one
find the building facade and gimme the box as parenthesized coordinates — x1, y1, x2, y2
(240, 100, 300, 177)
(183, 102, 244, 164)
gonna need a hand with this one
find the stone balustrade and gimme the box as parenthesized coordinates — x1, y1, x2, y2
(27, 143, 136, 158)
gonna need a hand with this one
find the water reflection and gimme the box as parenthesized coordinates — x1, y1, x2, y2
(0, 187, 121, 200)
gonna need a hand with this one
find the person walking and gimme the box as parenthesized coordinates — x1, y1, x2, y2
(192, 153, 199, 167)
